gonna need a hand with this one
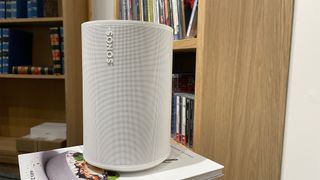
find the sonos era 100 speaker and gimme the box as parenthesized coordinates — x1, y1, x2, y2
(81, 20, 173, 172)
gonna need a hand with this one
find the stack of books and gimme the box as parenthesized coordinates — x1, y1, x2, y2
(18, 140, 224, 180)
(0, 26, 65, 75)
(171, 73, 195, 148)
(16, 122, 67, 154)
(119, 0, 198, 40)
(0, 28, 33, 74)
(0, 0, 59, 19)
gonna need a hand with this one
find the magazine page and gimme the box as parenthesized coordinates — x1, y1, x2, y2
(19, 142, 223, 180)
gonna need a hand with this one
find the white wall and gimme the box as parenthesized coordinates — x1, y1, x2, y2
(91, 0, 115, 20)
(281, 0, 320, 179)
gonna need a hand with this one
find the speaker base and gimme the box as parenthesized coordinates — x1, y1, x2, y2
(84, 149, 171, 172)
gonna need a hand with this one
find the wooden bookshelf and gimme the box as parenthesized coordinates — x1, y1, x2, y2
(173, 38, 197, 51)
(0, 137, 18, 164)
(0, 17, 63, 26)
(0, 0, 88, 164)
(0, 74, 65, 80)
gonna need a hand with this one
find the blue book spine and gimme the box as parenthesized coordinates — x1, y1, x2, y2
(171, 94, 177, 136)
(59, 27, 64, 75)
(27, 0, 32, 17)
(11, 0, 16, 18)
(29, 0, 37, 17)
(0, 0, 5, 18)
(0, 28, 2, 74)
(5, 0, 11, 18)
(2, 28, 9, 74)
(16, 0, 27, 18)
(31, 0, 43, 17)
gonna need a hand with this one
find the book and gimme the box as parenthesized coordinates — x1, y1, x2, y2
(27, 0, 31, 17)
(132, 0, 140, 20)
(5, 0, 12, 18)
(172, 0, 180, 39)
(142, 0, 148, 21)
(147, 0, 154, 22)
(28, 0, 43, 18)
(1, 28, 33, 74)
(2, 28, 8, 73)
(43, 0, 58, 17)
(171, 95, 176, 136)
(18, 141, 224, 180)
(59, 27, 64, 74)
(0, 0, 5, 18)
(11, 66, 54, 75)
(181, 95, 187, 145)
(0, 28, 2, 73)
(49, 27, 61, 74)
(189, 96, 194, 147)
(173, 93, 194, 147)
(186, 0, 197, 37)
(127, 0, 132, 20)
(10, 0, 28, 18)
(153, 0, 159, 23)
(175, 94, 181, 142)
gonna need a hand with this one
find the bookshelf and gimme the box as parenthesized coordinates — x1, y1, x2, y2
(0, 74, 65, 79)
(0, 0, 89, 164)
(0, 17, 63, 26)
(85, 1, 294, 180)
(173, 38, 197, 51)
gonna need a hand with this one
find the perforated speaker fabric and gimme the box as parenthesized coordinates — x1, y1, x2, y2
(82, 20, 173, 172)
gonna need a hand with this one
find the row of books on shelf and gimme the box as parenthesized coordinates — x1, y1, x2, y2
(0, 26, 64, 75)
(119, 0, 198, 40)
(0, 0, 59, 19)
(171, 73, 195, 147)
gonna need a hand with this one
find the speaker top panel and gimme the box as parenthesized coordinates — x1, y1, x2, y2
(82, 20, 173, 33)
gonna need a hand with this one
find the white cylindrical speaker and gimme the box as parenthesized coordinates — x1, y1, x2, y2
(81, 20, 173, 172)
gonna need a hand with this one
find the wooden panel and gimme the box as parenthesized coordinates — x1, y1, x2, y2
(0, 137, 17, 156)
(193, 0, 293, 180)
(88, 0, 92, 20)
(173, 38, 197, 51)
(0, 17, 63, 26)
(0, 79, 65, 137)
(0, 74, 65, 79)
(63, 0, 88, 146)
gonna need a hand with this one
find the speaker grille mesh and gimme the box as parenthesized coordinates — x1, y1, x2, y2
(82, 21, 172, 169)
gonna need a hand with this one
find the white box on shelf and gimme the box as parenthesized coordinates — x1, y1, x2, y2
(30, 122, 66, 139)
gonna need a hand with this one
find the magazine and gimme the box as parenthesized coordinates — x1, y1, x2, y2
(18, 141, 223, 180)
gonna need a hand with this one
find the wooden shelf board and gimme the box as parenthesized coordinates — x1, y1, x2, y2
(170, 138, 193, 151)
(0, 17, 63, 26)
(0, 137, 18, 164)
(173, 38, 197, 51)
(0, 137, 17, 156)
(0, 74, 65, 79)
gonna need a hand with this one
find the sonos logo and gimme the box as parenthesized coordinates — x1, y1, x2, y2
(106, 28, 114, 65)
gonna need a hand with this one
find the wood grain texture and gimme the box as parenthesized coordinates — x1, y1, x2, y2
(63, 0, 88, 146)
(193, 0, 294, 180)
(0, 137, 17, 156)
(0, 74, 64, 79)
(0, 17, 63, 26)
(173, 38, 197, 51)
(0, 79, 66, 137)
